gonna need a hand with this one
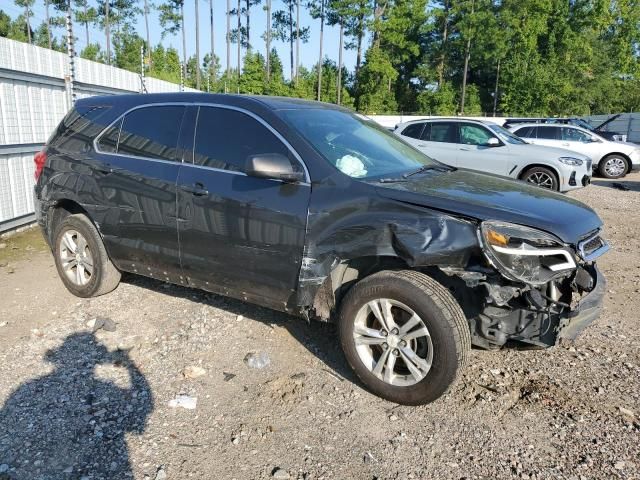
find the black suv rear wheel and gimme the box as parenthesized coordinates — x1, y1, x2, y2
(52, 213, 121, 297)
(338, 270, 470, 405)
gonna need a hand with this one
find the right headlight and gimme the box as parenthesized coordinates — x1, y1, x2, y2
(480, 221, 577, 285)
(558, 156, 584, 166)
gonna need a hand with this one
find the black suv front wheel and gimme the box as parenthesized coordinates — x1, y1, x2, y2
(338, 270, 470, 405)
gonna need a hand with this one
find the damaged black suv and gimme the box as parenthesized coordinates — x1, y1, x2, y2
(35, 93, 609, 405)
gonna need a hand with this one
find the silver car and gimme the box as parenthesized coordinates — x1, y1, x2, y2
(508, 123, 640, 179)
(394, 118, 591, 192)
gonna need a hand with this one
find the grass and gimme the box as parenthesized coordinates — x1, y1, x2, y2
(0, 226, 49, 266)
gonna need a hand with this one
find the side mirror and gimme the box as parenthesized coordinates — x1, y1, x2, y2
(245, 153, 304, 183)
(485, 137, 502, 147)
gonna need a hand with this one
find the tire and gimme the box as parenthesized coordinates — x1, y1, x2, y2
(52, 213, 121, 297)
(598, 155, 628, 179)
(521, 166, 559, 191)
(338, 270, 470, 405)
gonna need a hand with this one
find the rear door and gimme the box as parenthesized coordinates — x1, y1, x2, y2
(176, 105, 311, 308)
(418, 121, 459, 166)
(527, 125, 562, 148)
(92, 105, 186, 278)
(455, 122, 515, 176)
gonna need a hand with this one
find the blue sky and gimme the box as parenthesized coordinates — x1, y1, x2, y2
(7, 0, 366, 80)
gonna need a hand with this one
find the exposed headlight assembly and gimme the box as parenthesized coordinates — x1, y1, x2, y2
(558, 156, 584, 166)
(480, 221, 576, 285)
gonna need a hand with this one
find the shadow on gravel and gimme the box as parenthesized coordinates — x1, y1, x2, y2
(0, 332, 153, 480)
(592, 179, 640, 192)
(123, 274, 358, 384)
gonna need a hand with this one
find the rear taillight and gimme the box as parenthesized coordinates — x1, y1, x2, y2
(34, 150, 47, 181)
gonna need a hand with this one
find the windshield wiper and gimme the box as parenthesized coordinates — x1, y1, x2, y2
(402, 164, 453, 179)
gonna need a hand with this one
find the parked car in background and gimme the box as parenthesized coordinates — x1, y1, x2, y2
(35, 93, 608, 405)
(509, 123, 640, 179)
(503, 115, 627, 142)
(394, 118, 591, 191)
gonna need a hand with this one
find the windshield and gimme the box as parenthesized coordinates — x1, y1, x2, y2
(277, 108, 439, 179)
(486, 123, 527, 144)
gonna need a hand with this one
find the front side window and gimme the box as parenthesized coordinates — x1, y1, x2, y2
(401, 123, 424, 139)
(277, 108, 439, 180)
(116, 106, 185, 161)
(562, 127, 591, 142)
(460, 124, 495, 146)
(193, 106, 300, 174)
(536, 126, 560, 140)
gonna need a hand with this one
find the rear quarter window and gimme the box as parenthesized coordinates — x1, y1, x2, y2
(401, 123, 424, 139)
(49, 105, 111, 151)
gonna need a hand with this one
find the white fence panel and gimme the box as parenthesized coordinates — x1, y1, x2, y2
(0, 37, 196, 231)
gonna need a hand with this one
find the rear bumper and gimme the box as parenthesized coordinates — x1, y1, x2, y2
(557, 265, 606, 341)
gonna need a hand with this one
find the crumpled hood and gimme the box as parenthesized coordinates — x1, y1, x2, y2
(374, 169, 602, 244)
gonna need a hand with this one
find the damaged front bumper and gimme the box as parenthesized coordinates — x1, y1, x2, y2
(557, 265, 606, 341)
(468, 263, 606, 349)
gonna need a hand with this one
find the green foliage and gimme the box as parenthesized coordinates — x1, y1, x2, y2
(356, 46, 398, 114)
(416, 82, 457, 115)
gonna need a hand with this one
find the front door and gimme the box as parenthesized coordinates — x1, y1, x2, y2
(455, 122, 515, 176)
(176, 105, 311, 309)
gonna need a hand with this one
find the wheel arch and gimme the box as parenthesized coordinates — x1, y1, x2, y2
(517, 163, 561, 185)
(600, 152, 631, 167)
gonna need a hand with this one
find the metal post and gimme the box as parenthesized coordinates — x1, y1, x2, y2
(140, 45, 146, 93)
(180, 62, 185, 92)
(65, 2, 76, 108)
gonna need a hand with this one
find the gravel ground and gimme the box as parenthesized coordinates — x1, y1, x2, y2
(0, 175, 639, 480)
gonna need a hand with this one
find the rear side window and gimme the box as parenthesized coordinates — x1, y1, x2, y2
(536, 126, 560, 140)
(401, 123, 424, 139)
(193, 106, 299, 173)
(514, 126, 534, 138)
(97, 118, 122, 153)
(116, 106, 186, 161)
(427, 122, 457, 143)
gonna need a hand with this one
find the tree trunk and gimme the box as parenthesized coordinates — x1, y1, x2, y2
(83, 1, 90, 46)
(237, 0, 241, 90)
(245, 0, 250, 49)
(288, 2, 294, 81)
(492, 58, 501, 116)
(266, 0, 271, 79)
(45, 0, 52, 49)
(459, 0, 474, 114)
(226, 0, 231, 75)
(295, 0, 300, 83)
(25, 3, 31, 44)
(143, 0, 151, 66)
(105, 0, 111, 64)
(210, 0, 214, 77)
(195, 0, 201, 89)
(355, 13, 363, 78)
(181, 2, 187, 82)
(437, 0, 449, 87)
(337, 21, 343, 105)
(316, 0, 324, 101)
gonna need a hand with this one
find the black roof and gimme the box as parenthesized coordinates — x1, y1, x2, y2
(77, 92, 351, 112)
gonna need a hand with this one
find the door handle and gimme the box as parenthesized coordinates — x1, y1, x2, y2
(459, 147, 471, 151)
(180, 183, 209, 196)
(417, 144, 428, 147)
(561, 143, 570, 147)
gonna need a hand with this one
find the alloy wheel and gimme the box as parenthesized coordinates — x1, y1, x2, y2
(526, 172, 555, 189)
(59, 229, 94, 286)
(352, 298, 433, 387)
